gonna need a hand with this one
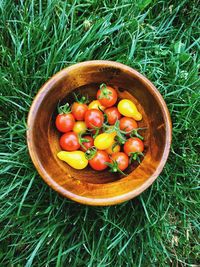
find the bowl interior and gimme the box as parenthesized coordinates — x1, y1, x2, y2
(28, 61, 171, 205)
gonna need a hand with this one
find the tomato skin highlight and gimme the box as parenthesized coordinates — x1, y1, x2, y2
(119, 117, 138, 134)
(105, 107, 121, 125)
(80, 136, 94, 152)
(97, 85, 118, 107)
(55, 113, 75, 133)
(84, 109, 104, 129)
(89, 150, 110, 171)
(71, 102, 88, 121)
(59, 132, 80, 151)
(124, 137, 144, 155)
(111, 152, 129, 171)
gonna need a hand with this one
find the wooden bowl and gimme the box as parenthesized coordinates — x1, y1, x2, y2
(27, 60, 172, 206)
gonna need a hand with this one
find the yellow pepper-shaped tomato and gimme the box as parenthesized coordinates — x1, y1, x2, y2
(88, 100, 105, 111)
(94, 132, 116, 150)
(117, 99, 142, 121)
(105, 141, 120, 154)
(57, 151, 88, 170)
(73, 121, 87, 134)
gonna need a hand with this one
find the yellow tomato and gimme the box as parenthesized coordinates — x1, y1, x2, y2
(57, 151, 88, 169)
(88, 100, 105, 111)
(117, 99, 142, 121)
(94, 132, 116, 150)
(105, 141, 120, 154)
(73, 121, 87, 134)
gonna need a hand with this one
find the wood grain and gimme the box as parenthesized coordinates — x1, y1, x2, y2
(27, 60, 172, 206)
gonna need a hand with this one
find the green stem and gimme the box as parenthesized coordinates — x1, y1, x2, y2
(58, 102, 71, 114)
(87, 125, 102, 139)
(98, 83, 112, 99)
(85, 147, 97, 160)
(73, 93, 88, 104)
(129, 152, 144, 163)
(106, 161, 127, 176)
(78, 133, 90, 150)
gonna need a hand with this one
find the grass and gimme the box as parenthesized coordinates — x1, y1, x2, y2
(0, 0, 199, 266)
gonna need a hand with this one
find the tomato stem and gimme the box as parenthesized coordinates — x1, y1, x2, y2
(130, 130, 144, 140)
(105, 120, 147, 142)
(106, 161, 127, 176)
(87, 125, 102, 139)
(85, 147, 97, 160)
(118, 125, 147, 140)
(93, 128, 100, 139)
(129, 152, 144, 163)
(115, 134, 127, 145)
(103, 120, 127, 144)
(73, 93, 89, 104)
(78, 133, 90, 150)
(58, 102, 71, 114)
(111, 142, 118, 152)
(103, 113, 108, 124)
(97, 107, 104, 116)
(98, 83, 112, 99)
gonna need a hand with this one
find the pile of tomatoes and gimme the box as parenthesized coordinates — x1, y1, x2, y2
(55, 84, 145, 174)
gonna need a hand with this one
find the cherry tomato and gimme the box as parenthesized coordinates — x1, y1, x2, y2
(57, 151, 88, 170)
(111, 152, 129, 171)
(119, 117, 138, 135)
(97, 84, 118, 107)
(105, 142, 120, 155)
(55, 113, 75, 133)
(88, 100, 105, 111)
(71, 102, 88, 121)
(80, 135, 94, 152)
(94, 132, 116, 150)
(59, 132, 80, 151)
(118, 99, 142, 121)
(85, 109, 104, 129)
(73, 121, 87, 134)
(89, 150, 110, 171)
(104, 107, 121, 125)
(124, 137, 144, 156)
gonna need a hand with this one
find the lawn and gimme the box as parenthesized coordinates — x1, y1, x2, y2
(0, 0, 199, 266)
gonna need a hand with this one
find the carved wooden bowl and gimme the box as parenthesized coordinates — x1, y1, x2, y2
(27, 60, 172, 206)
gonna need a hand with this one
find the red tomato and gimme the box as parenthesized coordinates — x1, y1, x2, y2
(85, 109, 104, 129)
(111, 152, 129, 171)
(124, 137, 144, 156)
(97, 84, 117, 107)
(71, 102, 88, 121)
(119, 117, 138, 134)
(59, 132, 80, 151)
(89, 150, 110, 171)
(104, 107, 121, 125)
(55, 113, 75, 133)
(80, 135, 94, 152)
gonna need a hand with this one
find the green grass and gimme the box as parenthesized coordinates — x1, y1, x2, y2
(0, 0, 200, 266)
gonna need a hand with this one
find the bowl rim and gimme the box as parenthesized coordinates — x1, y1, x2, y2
(27, 60, 172, 206)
